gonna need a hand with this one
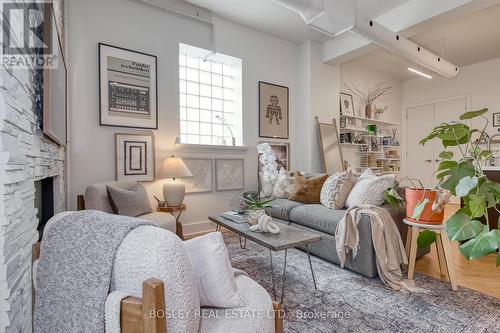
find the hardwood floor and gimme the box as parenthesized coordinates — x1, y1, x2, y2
(415, 204, 500, 298)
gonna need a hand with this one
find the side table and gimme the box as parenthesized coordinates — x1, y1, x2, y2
(404, 218, 457, 291)
(158, 204, 186, 240)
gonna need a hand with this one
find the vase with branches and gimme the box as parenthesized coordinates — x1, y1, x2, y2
(345, 82, 391, 118)
(215, 114, 235, 146)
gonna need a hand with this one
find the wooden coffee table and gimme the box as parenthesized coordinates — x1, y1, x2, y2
(209, 214, 321, 303)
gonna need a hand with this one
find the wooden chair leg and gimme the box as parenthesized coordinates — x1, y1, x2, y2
(439, 231, 458, 291)
(407, 226, 419, 280)
(143, 278, 166, 333)
(435, 233, 447, 278)
(405, 226, 412, 259)
(273, 301, 283, 333)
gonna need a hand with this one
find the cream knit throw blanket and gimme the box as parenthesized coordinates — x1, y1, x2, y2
(335, 205, 408, 290)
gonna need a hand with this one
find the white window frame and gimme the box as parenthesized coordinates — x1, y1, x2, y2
(178, 43, 243, 147)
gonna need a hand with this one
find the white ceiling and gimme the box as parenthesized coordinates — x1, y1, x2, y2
(352, 4, 500, 80)
(184, 0, 410, 44)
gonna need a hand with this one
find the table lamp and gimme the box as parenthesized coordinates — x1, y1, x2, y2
(157, 156, 192, 207)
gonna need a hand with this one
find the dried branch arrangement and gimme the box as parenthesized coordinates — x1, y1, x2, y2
(345, 82, 392, 105)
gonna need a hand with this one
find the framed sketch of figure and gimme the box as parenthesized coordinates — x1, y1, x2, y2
(259, 81, 289, 139)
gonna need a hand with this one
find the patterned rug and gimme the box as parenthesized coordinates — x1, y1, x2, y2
(223, 234, 500, 333)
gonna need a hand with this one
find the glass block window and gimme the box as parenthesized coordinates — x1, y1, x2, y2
(179, 43, 242, 146)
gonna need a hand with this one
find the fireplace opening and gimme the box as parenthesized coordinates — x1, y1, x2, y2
(34, 177, 55, 241)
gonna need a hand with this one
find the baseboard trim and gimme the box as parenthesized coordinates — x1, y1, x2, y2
(182, 220, 215, 238)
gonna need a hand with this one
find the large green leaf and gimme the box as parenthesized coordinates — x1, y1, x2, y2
(455, 176, 478, 198)
(440, 162, 476, 194)
(480, 181, 500, 201)
(438, 127, 468, 141)
(438, 160, 458, 172)
(445, 211, 483, 241)
(480, 150, 493, 161)
(417, 230, 436, 249)
(459, 227, 499, 260)
(459, 108, 488, 120)
(468, 194, 486, 218)
(411, 198, 429, 220)
(384, 189, 403, 209)
(439, 151, 454, 160)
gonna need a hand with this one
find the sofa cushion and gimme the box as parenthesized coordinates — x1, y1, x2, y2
(85, 181, 138, 213)
(139, 212, 176, 232)
(320, 170, 355, 209)
(289, 204, 346, 235)
(200, 271, 274, 333)
(106, 183, 153, 217)
(288, 172, 328, 204)
(345, 169, 395, 208)
(265, 198, 305, 221)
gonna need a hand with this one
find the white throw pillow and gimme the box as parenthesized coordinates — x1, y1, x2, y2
(320, 169, 355, 209)
(345, 169, 395, 208)
(183, 232, 246, 308)
(272, 168, 295, 198)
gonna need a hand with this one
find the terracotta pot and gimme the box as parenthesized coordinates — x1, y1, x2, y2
(405, 188, 444, 224)
(365, 104, 372, 118)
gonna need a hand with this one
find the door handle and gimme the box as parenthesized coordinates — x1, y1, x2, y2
(424, 159, 432, 162)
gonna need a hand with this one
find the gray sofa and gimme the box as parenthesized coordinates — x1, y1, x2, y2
(265, 196, 428, 278)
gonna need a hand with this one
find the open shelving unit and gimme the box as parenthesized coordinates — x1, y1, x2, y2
(339, 114, 401, 176)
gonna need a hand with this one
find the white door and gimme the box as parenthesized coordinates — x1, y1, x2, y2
(405, 104, 435, 187)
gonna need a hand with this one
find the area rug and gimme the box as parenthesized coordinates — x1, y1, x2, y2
(223, 234, 500, 333)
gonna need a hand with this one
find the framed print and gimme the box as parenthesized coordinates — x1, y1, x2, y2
(99, 43, 158, 129)
(183, 158, 213, 194)
(115, 133, 155, 181)
(493, 113, 500, 127)
(215, 158, 244, 191)
(258, 141, 290, 171)
(340, 93, 354, 116)
(259, 81, 289, 139)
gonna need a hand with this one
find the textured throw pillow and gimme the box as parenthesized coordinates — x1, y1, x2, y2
(320, 169, 355, 209)
(272, 168, 295, 198)
(345, 169, 396, 208)
(288, 172, 328, 204)
(183, 232, 246, 308)
(106, 183, 153, 217)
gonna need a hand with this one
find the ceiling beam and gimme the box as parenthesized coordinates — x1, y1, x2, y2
(323, 0, 475, 64)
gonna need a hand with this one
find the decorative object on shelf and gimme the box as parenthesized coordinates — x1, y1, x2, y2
(42, 2, 67, 146)
(249, 215, 281, 234)
(99, 43, 158, 129)
(183, 158, 213, 194)
(257, 142, 280, 197)
(391, 128, 400, 146)
(366, 124, 377, 135)
(241, 194, 274, 226)
(493, 112, 500, 127)
(374, 105, 388, 119)
(259, 81, 289, 139)
(258, 141, 290, 171)
(215, 158, 245, 191)
(115, 132, 155, 181)
(339, 93, 354, 116)
(344, 82, 391, 119)
(316, 117, 345, 174)
(215, 114, 236, 146)
(157, 156, 193, 206)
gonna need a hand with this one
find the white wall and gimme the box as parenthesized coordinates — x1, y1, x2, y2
(339, 61, 403, 171)
(68, 0, 299, 234)
(403, 57, 500, 136)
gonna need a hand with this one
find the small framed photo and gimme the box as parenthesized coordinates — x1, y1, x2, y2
(493, 113, 500, 127)
(215, 158, 245, 191)
(259, 81, 289, 139)
(183, 158, 213, 194)
(340, 93, 354, 116)
(99, 43, 158, 129)
(115, 133, 155, 181)
(258, 141, 290, 171)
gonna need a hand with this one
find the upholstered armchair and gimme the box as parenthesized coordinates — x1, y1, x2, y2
(77, 181, 179, 237)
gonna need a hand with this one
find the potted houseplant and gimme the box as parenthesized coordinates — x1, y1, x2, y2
(241, 194, 275, 225)
(387, 108, 500, 266)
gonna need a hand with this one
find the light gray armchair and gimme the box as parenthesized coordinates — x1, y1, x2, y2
(77, 181, 180, 237)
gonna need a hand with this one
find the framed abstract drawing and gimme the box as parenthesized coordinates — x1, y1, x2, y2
(259, 81, 289, 139)
(99, 43, 158, 129)
(115, 133, 155, 181)
(183, 158, 213, 194)
(215, 158, 245, 191)
(340, 93, 354, 116)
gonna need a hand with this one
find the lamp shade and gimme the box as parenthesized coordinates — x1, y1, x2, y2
(157, 156, 192, 179)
